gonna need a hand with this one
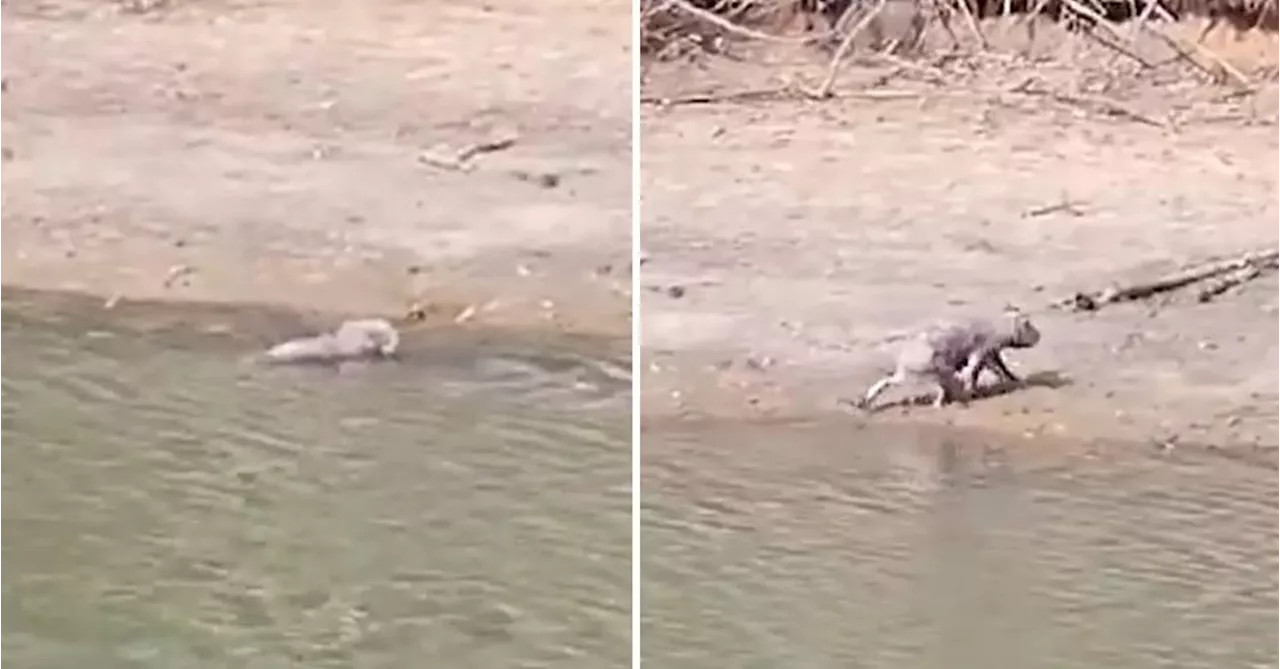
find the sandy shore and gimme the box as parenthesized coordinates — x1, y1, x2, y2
(2, 0, 632, 342)
(640, 18, 1279, 448)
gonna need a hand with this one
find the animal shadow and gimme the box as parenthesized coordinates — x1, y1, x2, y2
(966, 369, 1074, 402)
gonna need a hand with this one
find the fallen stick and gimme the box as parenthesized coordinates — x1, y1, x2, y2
(641, 86, 922, 107)
(418, 133, 518, 172)
(1061, 249, 1279, 311)
(1022, 196, 1087, 218)
(1197, 266, 1263, 302)
(640, 87, 800, 106)
(455, 135, 517, 163)
(1011, 85, 1168, 128)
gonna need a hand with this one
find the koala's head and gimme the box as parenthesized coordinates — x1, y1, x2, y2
(337, 319, 401, 357)
(1002, 307, 1040, 349)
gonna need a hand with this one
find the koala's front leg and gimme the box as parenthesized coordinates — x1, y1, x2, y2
(986, 351, 1020, 383)
(960, 351, 987, 393)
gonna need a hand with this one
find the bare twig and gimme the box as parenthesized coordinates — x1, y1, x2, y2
(1010, 83, 1168, 128)
(1197, 266, 1263, 302)
(950, 0, 990, 50)
(1150, 24, 1252, 87)
(659, 0, 834, 44)
(418, 132, 518, 172)
(809, 0, 890, 99)
(455, 134, 517, 163)
(640, 87, 801, 106)
(1134, 1, 1252, 86)
(1022, 195, 1088, 217)
(641, 85, 923, 107)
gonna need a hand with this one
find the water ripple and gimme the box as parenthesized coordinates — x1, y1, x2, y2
(3, 305, 630, 669)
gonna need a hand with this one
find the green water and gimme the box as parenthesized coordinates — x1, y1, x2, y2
(2, 299, 631, 668)
(643, 422, 1278, 669)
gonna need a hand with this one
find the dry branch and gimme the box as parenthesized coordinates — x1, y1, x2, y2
(1061, 248, 1279, 311)
(1009, 82, 1170, 127)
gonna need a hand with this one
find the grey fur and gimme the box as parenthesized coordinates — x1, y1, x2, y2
(264, 318, 400, 365)
(859, 310, 1041, 410)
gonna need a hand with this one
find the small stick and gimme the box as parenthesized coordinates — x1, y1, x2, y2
(642, 86, 922, 107)
(951, 0, 990, 50)
(1197, 266, 1263, 302)
(1149, 24, 1252, 87)
(1023, 195, 1087, 217)
(455, 135, 517, 163)
(1012, 86, 1168, 128)
(1128, 0, 1164, 42)
(640, 87, 799, 106)
(809, 0, 890, 99)
(660, 0, 835, 44)
(1055, 0, 1155, 68)
(418, 133, 518, 172)
(1136, 1, 1253, 86)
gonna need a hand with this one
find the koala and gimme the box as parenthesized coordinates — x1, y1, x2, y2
(858, 309, 1041, 410)
(263, 318, 400, 365)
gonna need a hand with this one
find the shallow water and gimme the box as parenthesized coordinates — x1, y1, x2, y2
(642, 421, 1278, 669)
(2, 299, 630, 668)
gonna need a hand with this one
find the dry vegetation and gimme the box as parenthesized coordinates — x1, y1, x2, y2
(641, 0, 1278, 95)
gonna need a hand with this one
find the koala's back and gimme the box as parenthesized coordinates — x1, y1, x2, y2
(898, 318, 1000, 373)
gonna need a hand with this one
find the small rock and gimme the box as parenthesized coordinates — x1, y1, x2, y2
(516, 264, 532, 277)
(666, 286, 685, 299)
(406, 302, 430, 321)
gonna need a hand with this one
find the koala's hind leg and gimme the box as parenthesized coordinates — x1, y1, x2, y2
(859, 370, 903, 410)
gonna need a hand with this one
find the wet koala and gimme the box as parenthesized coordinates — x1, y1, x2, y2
(263, 318, 401, 365)
(858, 310, 1041, 410)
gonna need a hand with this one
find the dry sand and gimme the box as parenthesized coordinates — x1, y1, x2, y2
(640, 16, 1279, 449)
(2, 0, 632, 343)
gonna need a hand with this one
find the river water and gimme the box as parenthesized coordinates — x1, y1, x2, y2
(643, 420, 1278, 669)
(2, 292, 631, 668)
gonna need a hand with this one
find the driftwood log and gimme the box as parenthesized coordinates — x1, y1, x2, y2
(1061, 248, 1279, 311)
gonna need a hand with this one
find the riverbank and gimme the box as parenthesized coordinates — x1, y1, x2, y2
(640, 18, 1279, 449)
(2, 0, 631, 343)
